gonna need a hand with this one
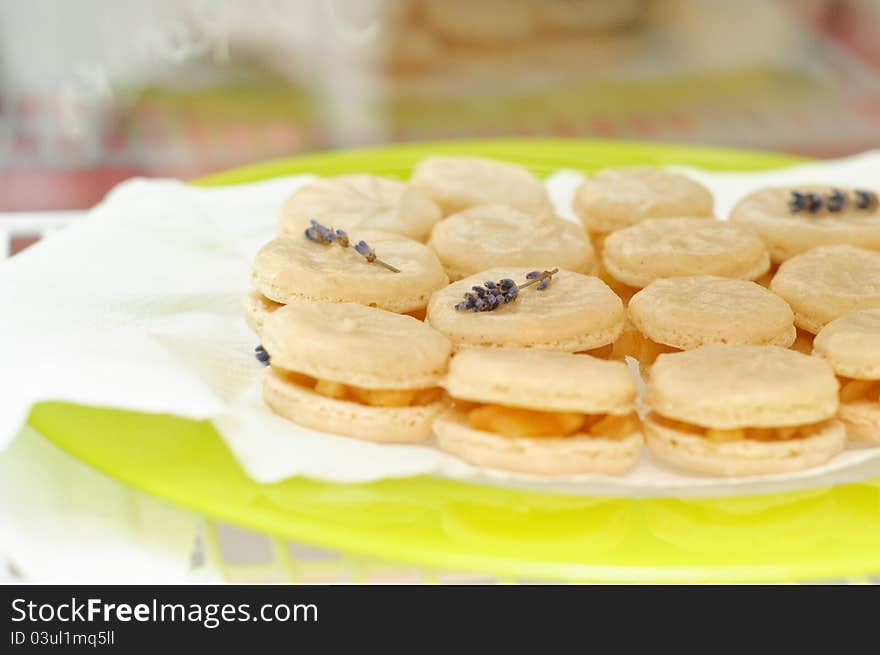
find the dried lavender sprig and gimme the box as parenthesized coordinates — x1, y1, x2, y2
(255, 345, 270, 366)
(789, 189, 878, 214)
(304, 220, 399, 273)
(355, 240, 401, 273)
(455, 268, 558, 312)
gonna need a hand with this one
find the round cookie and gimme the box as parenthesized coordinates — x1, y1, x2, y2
(730, 185, 880, 263)
(769, 245, 880, 334)
(627, 276, 796, 351)
(644, 344, 844, 476)
(252, 230, 448, 314)
(602, 218, 770, 289)
(435, 349, 642, 476)
(647, 344, 839, 429)
(279, 174, 442, 242)
(644, 417, 845, 477)
(813, 309, 880, 444)
(260, 301, 452, 442)
(426, 268, 625, 352)
(410, 156, 552, 217)
(242, 290, 282, 336)
(813, 309, 880, 380)
(428, 204, 596, 280)
(572, 166, 714, 235)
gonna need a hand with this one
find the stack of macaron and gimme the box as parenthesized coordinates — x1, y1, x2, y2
(245, 155, 880, 479)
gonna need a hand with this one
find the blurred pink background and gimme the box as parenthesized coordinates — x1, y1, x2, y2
(1, 0, 879, 254)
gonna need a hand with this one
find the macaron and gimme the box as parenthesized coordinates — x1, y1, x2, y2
(813, 309, 880, 443)
(622, 276, 796, 365)
(260, 301, 452, 443)
(428, 204, 596, 281)
(601, 218, 771, 290)
(426, 268, 625, 353)
(279, 174, 442, 242)
(251, 229, 448, 315)
(645, 345, 844, 476)
(242, 290, 282, 336)
(410, 156, 552, 217)
(434, 348, 642, 475)
(769, 245, 880, 335)
(730, 185, 880, 263)
(572, 166, 714, 236)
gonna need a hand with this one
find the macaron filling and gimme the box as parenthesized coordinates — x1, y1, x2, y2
(611, 329, 679, 364)
(649, 414, 832, 443)
(458, 401, 639, 440)
(275, 367, 443, 408)
(838, 378, 880, 405)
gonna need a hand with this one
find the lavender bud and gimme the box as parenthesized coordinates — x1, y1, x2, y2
(855, 189, 878, 211)
(537, 278, 550, 291)
(526, 270, 541, 280)
(825, 189, 846, 212)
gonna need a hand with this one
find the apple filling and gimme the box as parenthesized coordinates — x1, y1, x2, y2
(838, 378, 880, 404)
(463, 403, 639, 439)
(611, 328, 679, 364)
(651, 414, 823, 443)
(276, 368, 442, 407)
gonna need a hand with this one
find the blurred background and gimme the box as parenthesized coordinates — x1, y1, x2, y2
(1, 0, 879, 254)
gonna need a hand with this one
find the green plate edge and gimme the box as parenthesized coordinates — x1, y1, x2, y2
(29, 139, 880, 583)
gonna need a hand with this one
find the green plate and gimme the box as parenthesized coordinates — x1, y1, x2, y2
(28, 139, 880, 583)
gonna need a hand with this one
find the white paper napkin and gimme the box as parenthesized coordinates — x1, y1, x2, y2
(2, 152, 880, 498)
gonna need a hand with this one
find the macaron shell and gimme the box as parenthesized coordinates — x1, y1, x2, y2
(252, 230, 448, 314)
(729, 186, 880, 263)
(813, 309, 880, 379)
(262, 367, 448, 443)
(838, 401, 880, 444)
(279, 174, 441, 242)
(573, 166, 714, 234)
(410, 156, 552, 216)
(426, 268, 625, 351)
(644, 417, 845, 476)
(262, 301, 452, 389)
(443, 348, 636, 414)
(602, 218, 770, 288)
(434, 407, 642, 476)
(647, 344, 839, 429)
(428, 204, 595, 280)
(769, 245, 880, 335)
(628, 276, 796, 350)
(242, 290, 282, 337)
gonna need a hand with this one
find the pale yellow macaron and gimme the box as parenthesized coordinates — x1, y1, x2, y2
(602, 218, 770, 290)
(251, 229, 448, 315)
(645, 345, 844, 476)
(434, 348, 642, 475)
(813, 309, 880, 443)
(410, 156, 552, 217)
(621, 276, 796, 365)
(730, 185, 880, 263)
(260, 301, 452, 443)
(769, 245, 880, 335)
(242, 290, 282, 337)
(572, 166, 714, 236)
(279, 174, 442, 242)
(428, 204, 596, 281)
(426, 268, 625, 354)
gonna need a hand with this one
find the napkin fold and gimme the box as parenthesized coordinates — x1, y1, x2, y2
(3, 153, 880, 497)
